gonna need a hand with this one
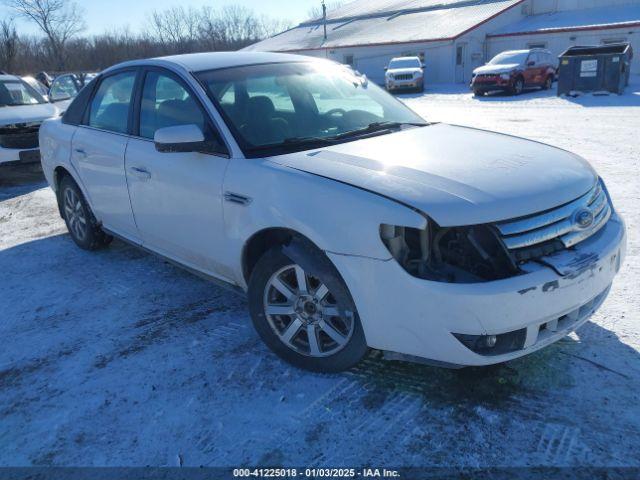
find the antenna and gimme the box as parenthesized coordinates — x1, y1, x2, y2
(322, 0, 327, 40)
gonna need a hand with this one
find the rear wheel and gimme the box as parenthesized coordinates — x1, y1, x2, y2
(248, 244, 367, 372)
(59, 176, 113, 250)
(473, 89, 485, 97)
(543, 75, 553, 90)
(511, 77, 524, 95)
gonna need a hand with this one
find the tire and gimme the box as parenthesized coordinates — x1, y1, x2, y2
(248, 242, 368, 372)
(511, 77, 524, 96)
(473, 89, 484, 97)
(59, 175, 113, 251)
(543, 75, 553, 90)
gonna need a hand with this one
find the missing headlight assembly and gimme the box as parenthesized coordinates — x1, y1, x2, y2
(380, 222, 519, 283)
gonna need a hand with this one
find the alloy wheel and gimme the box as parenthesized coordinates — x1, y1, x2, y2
(515, 79, 523, 95)
(263, 263, 355, 357)
(63, 187, 88, 242)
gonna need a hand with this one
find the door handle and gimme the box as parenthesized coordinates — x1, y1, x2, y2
(129, 166, 152, 181)
(74, 148, 87, 157)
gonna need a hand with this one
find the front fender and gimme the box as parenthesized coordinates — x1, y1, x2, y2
(222, 158, 427, 285)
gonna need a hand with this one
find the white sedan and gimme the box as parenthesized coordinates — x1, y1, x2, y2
(39, 52, 626, 372)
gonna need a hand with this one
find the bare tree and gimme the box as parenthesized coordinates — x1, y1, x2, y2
(0, 19, 19, 72)
(307, 1, 345, 21)
(4, 4, 291, 74)
(4, 0, 85, 69)
(147, 6, 201, 54)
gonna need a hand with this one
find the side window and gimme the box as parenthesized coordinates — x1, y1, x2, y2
(50, 75, 78, 101)
(139, 70, 227, 155)
(88, 71, 136, 134)
(139, 71, 206, 139)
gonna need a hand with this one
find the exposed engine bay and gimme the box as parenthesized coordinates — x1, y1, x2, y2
(380, 223, 520, 283)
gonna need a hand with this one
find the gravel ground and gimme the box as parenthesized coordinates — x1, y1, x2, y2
(0, 81, 639, 468)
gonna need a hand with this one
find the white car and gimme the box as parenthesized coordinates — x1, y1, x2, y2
(1, 74, 60, 165)
(39, 52, 626, 372)
(48, 72, 99, 111)
(385, 56, 425, 93)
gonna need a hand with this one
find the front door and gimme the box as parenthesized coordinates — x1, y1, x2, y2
(71, 70, 140, 241)
(455, 44, 467, 83)
(125, 69, 232, 279)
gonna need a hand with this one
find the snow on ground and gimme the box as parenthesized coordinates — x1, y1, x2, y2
(1, 80, 639, 468)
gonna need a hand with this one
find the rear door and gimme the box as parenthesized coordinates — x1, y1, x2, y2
(124, 68, 232, 279)
(71, 69, 140, 241)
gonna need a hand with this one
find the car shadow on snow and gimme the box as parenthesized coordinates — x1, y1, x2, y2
(473, 87, 558, 102)
(0, 164, 47, 201)
(559, 87, 640, 108)
(355, 317, 635, 409)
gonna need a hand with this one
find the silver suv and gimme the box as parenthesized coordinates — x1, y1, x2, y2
(385, 56, 425, 93)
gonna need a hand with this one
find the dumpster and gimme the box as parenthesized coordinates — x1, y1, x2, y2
(557, 43, 633, 96)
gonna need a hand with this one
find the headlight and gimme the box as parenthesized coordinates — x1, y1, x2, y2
(500, 73, 511, 80)
(380, 222, 518, 283)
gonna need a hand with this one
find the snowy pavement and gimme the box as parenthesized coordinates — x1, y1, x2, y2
(1, 81, 639, 468)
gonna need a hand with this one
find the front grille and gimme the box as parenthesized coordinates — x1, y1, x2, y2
(393, 74, 413, 81)
(495, 181, 611, 260)
(0, 123, 41, 149)
(476, 74, 499, 80)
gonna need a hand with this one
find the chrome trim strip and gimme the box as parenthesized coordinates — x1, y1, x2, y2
(224, 192, 252, 205)
(496, 181, 612, 252)
(496, 183, 600, 236)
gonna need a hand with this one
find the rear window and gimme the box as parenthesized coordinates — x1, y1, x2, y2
(88, 72, 136, 134)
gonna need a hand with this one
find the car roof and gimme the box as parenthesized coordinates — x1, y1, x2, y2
(0, 74, 21, 82)
(500, 49, 550, 55)
(104, 51, 324, 75)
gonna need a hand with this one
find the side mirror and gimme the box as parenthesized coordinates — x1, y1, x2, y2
(527, 61, 535, 67)
(384, 67, 388, 71)
(154, 124, 206, 153)
(421, 65, 425, 70)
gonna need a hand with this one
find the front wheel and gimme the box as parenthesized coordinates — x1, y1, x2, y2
(511, 77, 524, 96)
(248, 244, 368, 372)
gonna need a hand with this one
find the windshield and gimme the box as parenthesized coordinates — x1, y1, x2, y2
(389, 58, 421, 69)
(0, 80, 46, 106)
(196, 62, 426, 157)
(488, 52, 529, 66)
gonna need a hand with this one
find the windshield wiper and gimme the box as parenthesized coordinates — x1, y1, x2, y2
(245, 121, 429, 156)
(329, 121, 429, 141)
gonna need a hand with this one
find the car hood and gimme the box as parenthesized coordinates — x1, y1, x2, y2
(388, 68, 421, 75)
(473, 63, 520, 75)
(268, 124, 597, 226)
(0, 102, 60, 127)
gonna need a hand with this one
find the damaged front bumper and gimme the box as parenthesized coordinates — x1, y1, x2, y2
(328, 213, 626, 367)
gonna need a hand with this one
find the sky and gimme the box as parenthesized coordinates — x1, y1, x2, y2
(0, 0, 321, 35)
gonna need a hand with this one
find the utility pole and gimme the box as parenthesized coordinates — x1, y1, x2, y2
(322, 0, 327, 40)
